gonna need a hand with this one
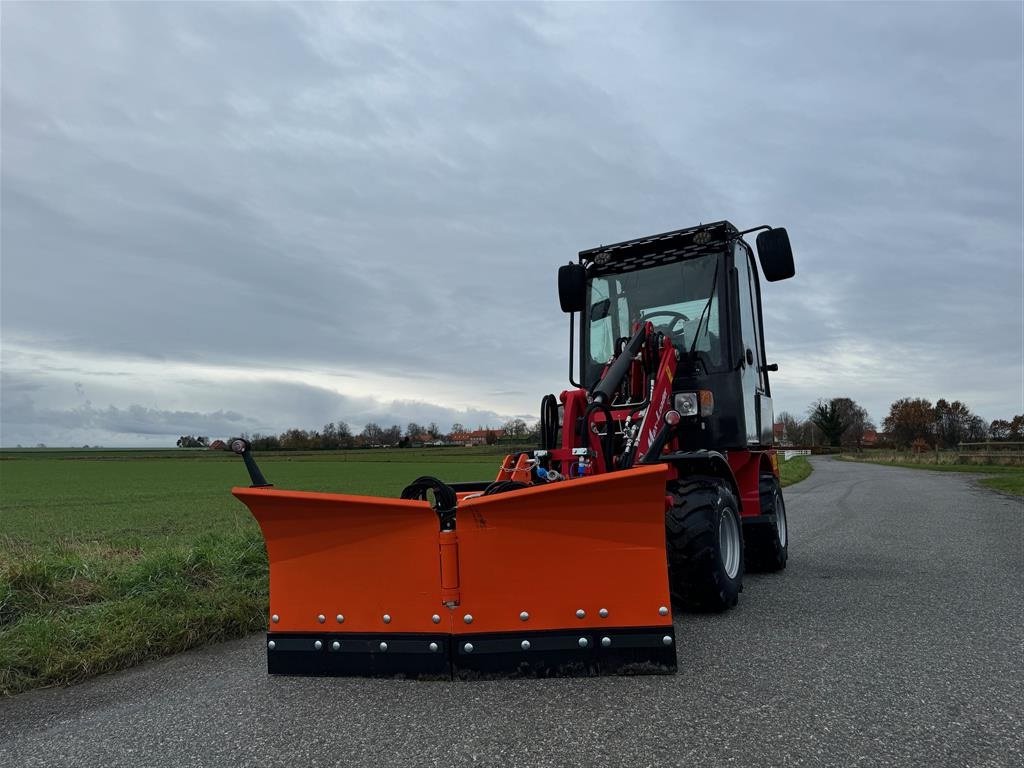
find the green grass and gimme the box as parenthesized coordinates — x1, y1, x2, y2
(837, 453, 1024, 497)
(979, 474, 1024, 495)
(0, 448, 502, 696)
(779, 456, 812, 487)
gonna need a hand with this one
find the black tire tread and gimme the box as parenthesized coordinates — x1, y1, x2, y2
(665, 475, 743, 612)
(744, 474, 789, 572)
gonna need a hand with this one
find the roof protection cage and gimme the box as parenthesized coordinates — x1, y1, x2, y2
(233, 463, 676, 679)
(580, 221, 738, 275)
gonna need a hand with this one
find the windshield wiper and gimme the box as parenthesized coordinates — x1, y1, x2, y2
(688, 261, 720, 355)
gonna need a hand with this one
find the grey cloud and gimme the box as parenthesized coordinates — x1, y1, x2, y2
(1, 2, 1021, 444)
(0, 370, 509, 447)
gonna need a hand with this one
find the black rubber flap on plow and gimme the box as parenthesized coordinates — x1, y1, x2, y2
(266, 633, 452, 680)
(452, 628, 677, 680)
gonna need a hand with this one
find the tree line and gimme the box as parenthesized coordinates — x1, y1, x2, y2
(778, 396, 1023, 450)
(178, 417, 534, 451)
(179, 399, 1022, 453)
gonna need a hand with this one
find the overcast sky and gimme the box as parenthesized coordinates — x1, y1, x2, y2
(2, 2, 1022, 447)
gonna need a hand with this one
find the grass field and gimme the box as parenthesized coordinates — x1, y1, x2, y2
(1, 447, 812, 695)
(837, 453, 1024, 496)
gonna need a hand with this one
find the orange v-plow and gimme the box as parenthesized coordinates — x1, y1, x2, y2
(233, 452, 675, 679)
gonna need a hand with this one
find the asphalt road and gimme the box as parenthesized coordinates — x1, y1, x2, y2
(3, 458, 1022, 768)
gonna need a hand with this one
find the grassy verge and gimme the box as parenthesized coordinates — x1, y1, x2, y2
(0, 532, 267, 696)
(837, 454, 1024, 497)
(779, 456, 812, 487)
(978, 474, 1024, 495)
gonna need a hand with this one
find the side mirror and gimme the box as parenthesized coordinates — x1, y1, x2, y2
(755, 228, 795, 282)
(558, 263, 586, 313)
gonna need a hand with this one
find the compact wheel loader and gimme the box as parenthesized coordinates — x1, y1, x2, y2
(231, 220, 795, 679)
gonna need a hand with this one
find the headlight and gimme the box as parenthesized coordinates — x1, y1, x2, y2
(675, 392, 698, 416)
(675, 391, 714, 417)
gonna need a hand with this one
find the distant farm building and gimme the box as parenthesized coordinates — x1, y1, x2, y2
(449, 429, 497, 446)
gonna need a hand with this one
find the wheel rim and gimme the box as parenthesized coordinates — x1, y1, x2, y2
(718, 506, 741, 579)
(775, 490, 788, 548)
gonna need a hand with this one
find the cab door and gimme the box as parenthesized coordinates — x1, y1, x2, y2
(733, 242, 772, 445)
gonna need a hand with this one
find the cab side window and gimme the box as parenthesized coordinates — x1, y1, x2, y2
(733, 243, 765, 390)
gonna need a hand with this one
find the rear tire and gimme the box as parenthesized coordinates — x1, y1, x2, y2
(665, 476, 744, 611)
(744, 474, 789, 572)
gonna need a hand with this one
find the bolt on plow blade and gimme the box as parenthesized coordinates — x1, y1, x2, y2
(451, 464, 676, 678)
(233, 463, 676, 680)
(233, 489, 451, 679)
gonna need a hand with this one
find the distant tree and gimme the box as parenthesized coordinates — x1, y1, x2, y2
(427, 422, 441, 440)
(503, 418, 528, 443)
(336, 421, 353, 448)
(989, 419, 1011, 441)
(279, 429, 312, 450)
(249, 432, 281, 451)
(965, 415, 988, 442)
(450, 422, 465, 436)
(361, 422, 384, 445)
(485, 429, 497, 445)
(776, 411, 822, 446)
(382, 424, 402, 446)
(1010, 415, 1024, 441)
(318, 422, 354, 450)
(406, 422, 424, 441)
(321, 422, 340, 450)
(176, 435, 208, 448)
(934, 399, 986, 448)
(776, 411, 801, 446)
(883, 398, 935, 449)
(808, 401, 848, 447)
(808, 398, 869, 447)
(837, 399, 874, 448)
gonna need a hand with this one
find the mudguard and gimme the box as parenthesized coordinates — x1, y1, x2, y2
(233, 463, 676, 679)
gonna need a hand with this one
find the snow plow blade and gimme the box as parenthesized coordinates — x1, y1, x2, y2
(233, 463, 675, 679)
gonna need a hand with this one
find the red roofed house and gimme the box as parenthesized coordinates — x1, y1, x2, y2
(448, 429, 497, 447)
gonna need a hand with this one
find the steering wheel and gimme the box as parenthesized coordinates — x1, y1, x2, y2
(642, 311, 690, 334)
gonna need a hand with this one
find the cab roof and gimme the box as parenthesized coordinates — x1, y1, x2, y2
(579, 220, 739, 275)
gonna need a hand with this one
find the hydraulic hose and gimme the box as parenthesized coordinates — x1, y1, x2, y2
(483, 480, 531, 495)
(539, 394, 559, 450)
(401, 476, 458, 530)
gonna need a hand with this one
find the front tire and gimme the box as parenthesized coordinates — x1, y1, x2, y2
(665, 476, 744, 611)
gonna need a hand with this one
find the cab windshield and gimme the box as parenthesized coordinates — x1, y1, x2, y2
(583, 252, 725, 387)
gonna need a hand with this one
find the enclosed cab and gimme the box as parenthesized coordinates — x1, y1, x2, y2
(574, 221, 793, 453)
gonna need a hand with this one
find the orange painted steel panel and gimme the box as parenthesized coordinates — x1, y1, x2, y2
(453, 464, 673, 635)
(232, 487, 447, 634)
